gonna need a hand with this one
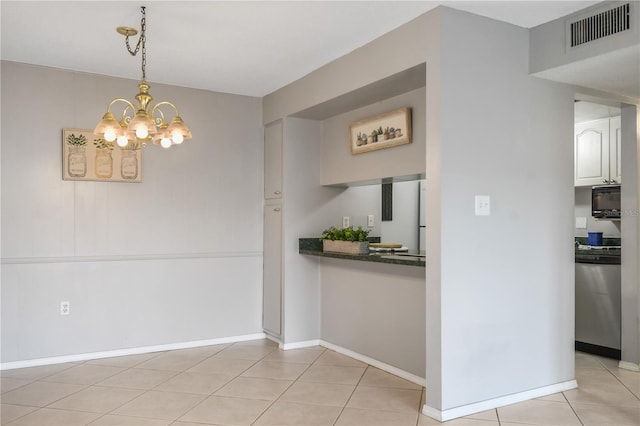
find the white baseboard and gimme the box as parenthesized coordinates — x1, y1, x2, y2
(319, 340, 426, 387)
(0, 333, 267, 371)
(619, 361, 640, 371)
(422, 379, 578, 422)
(277, 338, 425, 387)
(281, 339, 321, 350)
(264, 333, 282, 346)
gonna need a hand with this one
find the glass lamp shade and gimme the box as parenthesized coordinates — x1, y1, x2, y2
(166, 116, 192, 144)
(127, 110, 157, 140)
(94, 112, 125, 141)
(152, 121, 170, 146)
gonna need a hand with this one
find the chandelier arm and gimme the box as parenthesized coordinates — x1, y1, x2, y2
(150, 101, 181, 118)
(107, 98, 138, 114)
(150, 107, 166, 127)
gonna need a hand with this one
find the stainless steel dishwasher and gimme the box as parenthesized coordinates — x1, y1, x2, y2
(575, 251, 621, 359)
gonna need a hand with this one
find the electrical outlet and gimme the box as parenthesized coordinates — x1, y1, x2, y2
(342, 216, 350, 228)
(367, 214, 374, 227)
(60, 301, 70, 315)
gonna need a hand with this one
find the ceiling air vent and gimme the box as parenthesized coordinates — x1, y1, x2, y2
(569, 2, 630, 47)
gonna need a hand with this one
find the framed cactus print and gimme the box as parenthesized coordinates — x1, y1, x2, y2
(349, 107, 412, 154)
(62, 129, 143, 182)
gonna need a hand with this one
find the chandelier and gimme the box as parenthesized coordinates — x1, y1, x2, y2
(94, 6, 191, 149)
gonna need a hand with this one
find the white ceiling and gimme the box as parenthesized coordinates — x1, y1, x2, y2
(575, 100, 620, 122)
(1, 0, 623, 98)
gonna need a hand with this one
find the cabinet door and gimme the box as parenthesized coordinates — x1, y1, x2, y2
(263, 202, 282, 336)
(264, 120, 283, 199)
(575, 119, 610, 186)
(609, 116, 622, 184)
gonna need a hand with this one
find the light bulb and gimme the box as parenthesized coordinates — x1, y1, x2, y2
(135, 127, 149, 139)
(171, 133, 184, 144)
(160, 137, 172, 148)
(117, 136, 129, 147)
(104, 130, 116, 142)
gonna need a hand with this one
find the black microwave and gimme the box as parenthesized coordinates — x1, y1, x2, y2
(592, 185, 621, 219)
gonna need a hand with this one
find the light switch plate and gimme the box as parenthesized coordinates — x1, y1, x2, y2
(367, 214, 374, 227)
(575, 217, 587, 229)
(342, 216, 350, 228)
(475, 195, 490, 216)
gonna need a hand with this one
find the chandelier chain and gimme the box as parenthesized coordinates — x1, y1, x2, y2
(124, 6, 147, 81)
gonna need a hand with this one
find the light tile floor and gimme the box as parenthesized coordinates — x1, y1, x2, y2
(1, 340, 639, 425)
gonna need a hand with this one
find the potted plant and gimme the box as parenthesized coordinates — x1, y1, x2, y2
(321, 226, 371, 254)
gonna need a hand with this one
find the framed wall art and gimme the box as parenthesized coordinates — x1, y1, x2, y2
(349, 107, 412, 154)
(62, 129, 143, 182)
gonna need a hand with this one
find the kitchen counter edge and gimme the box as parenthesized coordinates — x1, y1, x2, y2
(298, 238, 425, 268)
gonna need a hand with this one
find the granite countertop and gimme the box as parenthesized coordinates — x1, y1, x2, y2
(299, 238, 425, 268)
(575, 237, 621, 264)
(575, 237, 621, 257)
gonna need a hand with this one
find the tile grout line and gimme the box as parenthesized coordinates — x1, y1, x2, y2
(11, 345, 634, 425)
(599, 358, 640, 402)
(156, 341, 266, 425)
(45, 349, 188, 425)
(81, 342, 258, 425)
(248, 347, 327, 425)
(331, 363, 371, 426)
(414, 388, 425, 426)
(36, 358, 167, 425)
(2, 382, 92, 426)
(562, 390, 586, 426)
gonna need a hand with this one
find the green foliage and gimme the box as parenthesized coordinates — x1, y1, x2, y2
(66, 133, 87, 146)
(93, 138, 114, 150)
(321, 226, 370, 242)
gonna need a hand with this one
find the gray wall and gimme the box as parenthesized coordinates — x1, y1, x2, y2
(281, 117, 326, 345)
(1, 61, 264, 363)
(427, 7, 576, 411)
(321, 87, 426, 185)
(620, 105, 639, 365)
(281, 117, 402, 345)
(263, 11, 431, 124)
(320, 259, 426, 378)
(264, 5, 578, 417)
(529, 1, 640, 74)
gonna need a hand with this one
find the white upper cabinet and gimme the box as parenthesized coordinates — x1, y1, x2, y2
(574, 117, 621, 187)
(264, 120, 283, 199)
(609, 116, 622, 185)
